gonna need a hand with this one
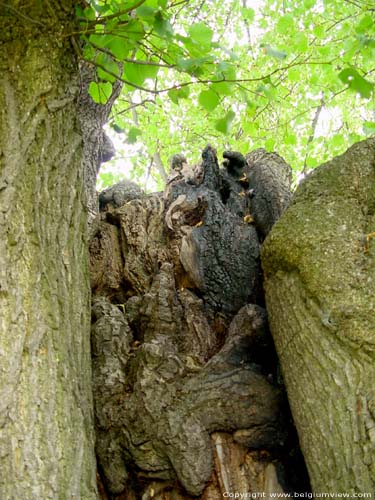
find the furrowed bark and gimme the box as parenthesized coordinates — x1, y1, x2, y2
(0, 3, 97, 498)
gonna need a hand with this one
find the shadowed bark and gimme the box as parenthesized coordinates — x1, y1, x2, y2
(91, 146, 309, 498)
(246, 149, 292, 240)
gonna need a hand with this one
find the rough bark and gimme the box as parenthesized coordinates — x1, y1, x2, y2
(90, 147, 309, 498)
(262, 138, 375, 492)
(246, 149, 292, 240)
(0, 3, 98, 498)
(78, 61, 121, 230)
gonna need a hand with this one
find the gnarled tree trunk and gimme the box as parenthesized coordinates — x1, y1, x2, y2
(262, 138, 375, 492)
(91, 147, 309, 498)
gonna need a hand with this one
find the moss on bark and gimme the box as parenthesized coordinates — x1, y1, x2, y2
(262, 138, 375, 491)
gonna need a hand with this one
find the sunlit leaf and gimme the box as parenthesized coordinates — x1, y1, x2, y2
(331, 134, 345, 147)
(355, 14, 374, 34)
(215, 110, 235, 134)
(108, 37, 131, 60)
(277, 14, 294, 34)
(137, 5, 156, 19)
(285, 133, 297, 145)
(89, 81, 113, 104)
(96, 53, 119, 83)
(126, 20, 146, 41)
(154, 12, 173, 38)
(210, 81, 233, 96)
(127, 127, 142, 144)
(363, 121, 375, 135)
(241, 7, 255, 23)
(338, 68, 374, 98)
(168, 87, 190, 104)
(265, 138, 275, 151)
(189, 22, 213, 46)
(198, 89, 220, 111)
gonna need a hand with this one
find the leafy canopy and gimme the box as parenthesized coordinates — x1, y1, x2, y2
(76, 0, 375, 189)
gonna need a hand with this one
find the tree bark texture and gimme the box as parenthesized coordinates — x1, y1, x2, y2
(262, 138, 375, 493)
(0, 3, 97, 498)
(91, 147, 310, 498)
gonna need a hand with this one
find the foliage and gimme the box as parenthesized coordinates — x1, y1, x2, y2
(76, 0, 375, 189)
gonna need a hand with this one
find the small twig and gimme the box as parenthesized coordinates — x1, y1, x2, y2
(111, 98, 156, 118)
(242, 0, 255, 58)
(88, 40, 174, 68)
(303, 96, 325, 175)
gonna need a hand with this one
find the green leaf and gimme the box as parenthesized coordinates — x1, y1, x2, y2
(167, 87, 190, 104)
(216, 62, 236, 80)
(176, 57, 212, 75)
(108, 37, 131, 60)
(294, 32, 308, 53)
(126, 20, 146, 41)
(215, 110, 235, 134)
(276, 14, 294, 34)
(241, 7, 255, 23)
(265, 138, 275, 151)
(88, 81, 113, 104)
(198, 89, 220, 112)
(363, 121, 375, 135)
(210, 81, 234, 96)
(317, 45, 331, 57)
(356, 34, 375, 48)
(338, 68, 374, 98)
(243, 121, 259, 135)
(257, 83, 276, 99)
(83, 44, 95, 61)
(90, 1, 111, 14)
(154, 12, 173, 38)
(285, 133, 297, 145)
(111, 123, 126, 133)
(137, 5, 156, 19)
(83, 6, 96, 21)
(305, 155, 318, 169)
(355, 14, 374, 34)
(96, 54, 119, 83)
(313, 24, 325, 39)
(331, 134, 345, 147)
(99, 172, 125, 189)
(288, 67, 300, 82)
(89, 33, 112, 49)
(126, 127, 142, 144)
(141, 60, 160, 80)
(123, 62, 156, 87)
(189, 22, 213, 46)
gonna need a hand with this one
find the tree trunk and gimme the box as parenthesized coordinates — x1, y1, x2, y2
(0, 3, 97, 498)
(262, 138, 375, 492)
(90, 147, 310, 498)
